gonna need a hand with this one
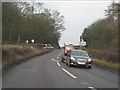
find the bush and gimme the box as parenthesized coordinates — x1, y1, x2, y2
(2, 44, 48, 71)
(86, 48, 118, 63)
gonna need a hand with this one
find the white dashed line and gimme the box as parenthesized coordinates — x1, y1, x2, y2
(57, 57, 59, 59)
(52, 59, 59, 62)
(88, 86, 97, 90)
(57, 62, 61, 67)
(88, 87, 94, 89)
(60, 51, 63, 55)
(62, 68, 77, 79)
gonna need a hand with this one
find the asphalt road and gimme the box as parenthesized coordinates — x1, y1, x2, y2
(2, 49, 119, 89)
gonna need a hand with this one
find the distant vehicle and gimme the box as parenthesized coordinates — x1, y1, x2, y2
(61, 44, 74, 62)
(62, 50, 92, 69)
(64, 44, 74, 55)
(43, 44, 53, 50)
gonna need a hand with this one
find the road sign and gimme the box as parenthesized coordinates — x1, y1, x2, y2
(80, 41, 86, 46)
(80, 39, 86, 46)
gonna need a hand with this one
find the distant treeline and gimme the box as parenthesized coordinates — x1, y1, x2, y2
(81, 2, 119, 51)
(2, 2, 65, 47)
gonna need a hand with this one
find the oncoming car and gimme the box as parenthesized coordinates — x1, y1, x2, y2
(43, 44, 53, 50)
(64, 50, 92, 69)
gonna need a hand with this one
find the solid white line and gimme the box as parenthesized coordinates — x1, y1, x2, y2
(62, 68, 77, 79)
(57, 62, 61, 67)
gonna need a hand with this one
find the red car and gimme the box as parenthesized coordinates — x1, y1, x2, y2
(62, 44, 74, 62)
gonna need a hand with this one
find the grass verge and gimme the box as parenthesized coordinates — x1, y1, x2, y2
(2, 44, 50, 72)
(92, 58, 119, 72)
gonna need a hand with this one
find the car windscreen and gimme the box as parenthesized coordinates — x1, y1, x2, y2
(47, 44, 51, 47)
(71, 51, 88, 57)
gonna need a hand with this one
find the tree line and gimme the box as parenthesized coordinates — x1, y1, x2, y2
(81, 2, 119, 51)
(2, 2, 65, 47)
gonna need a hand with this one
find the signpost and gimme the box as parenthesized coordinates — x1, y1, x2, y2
(79, 39, 86, 49)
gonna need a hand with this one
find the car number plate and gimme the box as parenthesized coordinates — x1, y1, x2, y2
(77, 62, 85, 65)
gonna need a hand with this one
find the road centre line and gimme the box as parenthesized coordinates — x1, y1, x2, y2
(55, 52, 96, 88)
(58, 53, 61, 56)
(57, 57, 59, 59)
(56, 52, 62, 59)
(54, 53, 77, 79)
(57, 62, 61, 67)
(62, 68, 77, 79)
(60, 51, 63, 55)
(52, 59, 59, 62)
(88, 86, 97, 90)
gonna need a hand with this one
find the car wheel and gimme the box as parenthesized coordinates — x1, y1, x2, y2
(61, 57, 64, 63)
(77, 65, 81, 68)
(61, 59, 64, 63)
(88, 66, 92, 69)
(86, 65, 91, 69)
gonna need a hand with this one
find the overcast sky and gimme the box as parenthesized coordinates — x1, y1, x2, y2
(42, 1, 115, 47)
(1, 0, 118, 47)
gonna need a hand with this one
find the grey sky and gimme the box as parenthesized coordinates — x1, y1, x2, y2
(43, 1, 115, 47)
(2, 0, 116, 47)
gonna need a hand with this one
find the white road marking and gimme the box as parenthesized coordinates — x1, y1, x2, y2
(57, 62, 61, 67)
(88, 87, 94, 89)
(52, 59, 59, 62)
(60, 51, 63, 54)
(80, 82, 89, 85)
(57, 57, 59, 59)
(56, 52, 62, 59)
(52, 59, 54, 60)
(62, 68, 77, 79)
(88, 86, 97, 90)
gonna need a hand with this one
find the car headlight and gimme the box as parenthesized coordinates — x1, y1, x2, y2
(88, 58, 91, 61)
(71, 57, 75, 60)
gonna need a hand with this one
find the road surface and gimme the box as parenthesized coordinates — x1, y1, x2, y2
(2, 49, 118, 89)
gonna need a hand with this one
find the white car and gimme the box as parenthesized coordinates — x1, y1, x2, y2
(43, 44, 53, 49)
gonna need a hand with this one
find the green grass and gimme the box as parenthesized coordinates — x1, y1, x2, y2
(92, 58, 119, 72)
